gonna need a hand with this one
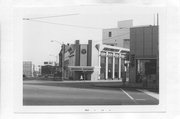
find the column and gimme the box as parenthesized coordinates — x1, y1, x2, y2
(112, 53, 115, 79)
(98, 51, 101, 80)
(105, 52, 108, 80)
(118, 53, 121, 80)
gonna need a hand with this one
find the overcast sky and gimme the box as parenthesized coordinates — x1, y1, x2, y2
(23, 5, 165, 66)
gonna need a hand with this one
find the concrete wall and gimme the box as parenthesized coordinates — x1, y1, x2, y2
(102, 20, 132, 48)
(117, 20, 133, 28)
(123, 39, 130, 49)
(102, 28, 130, 48)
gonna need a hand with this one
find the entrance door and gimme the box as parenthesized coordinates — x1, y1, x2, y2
(80, 71, 91, 80)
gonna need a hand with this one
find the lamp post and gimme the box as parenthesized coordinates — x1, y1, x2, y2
(51, 40, 63, 45)
(51, 40, 64, 81)
(49, 54, 58, 66)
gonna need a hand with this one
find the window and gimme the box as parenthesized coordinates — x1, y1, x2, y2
(108, 31, 112, 37)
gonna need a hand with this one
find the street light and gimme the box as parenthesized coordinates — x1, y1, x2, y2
(51, 40, 63, 45)
(50, 40, 65, 81)
(49, 54, 58, 66)
(50, 40, 64, 67)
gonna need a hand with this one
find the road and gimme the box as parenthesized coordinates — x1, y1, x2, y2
(23, 80, 159, 105)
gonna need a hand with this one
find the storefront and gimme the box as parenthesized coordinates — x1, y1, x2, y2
(68, 66, 94, 80)
(98, 44, 129, 80)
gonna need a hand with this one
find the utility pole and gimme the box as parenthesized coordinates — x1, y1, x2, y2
(51, 40, 64, 80)
(61, 44, 65, 81)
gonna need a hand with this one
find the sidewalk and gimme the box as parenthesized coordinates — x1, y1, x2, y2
(136, 89, 159, 100)
(24, 80, 159, 93)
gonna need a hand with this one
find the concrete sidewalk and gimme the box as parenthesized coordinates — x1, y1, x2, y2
(137, 89, 159, 100)
(24, 80, 159, 91)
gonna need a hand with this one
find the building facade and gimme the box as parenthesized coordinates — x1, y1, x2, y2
(129, 25, 159, 88)
(102, 20, 133, 48)
(41, 61, 59, 77)
(59, 40, 129, 81)
(23, 61, 33, 77)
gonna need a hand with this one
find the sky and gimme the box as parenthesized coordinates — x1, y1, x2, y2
(23, 5, 165, 66)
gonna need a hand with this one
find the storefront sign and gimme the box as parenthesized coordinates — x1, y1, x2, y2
(71, 68, 82, 71)
(69, 50, 74, 55)
(69, 67, 94, 71)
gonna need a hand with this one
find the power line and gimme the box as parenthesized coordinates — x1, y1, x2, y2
(28, 19, 103, 30)
(23, 13, 80, 20)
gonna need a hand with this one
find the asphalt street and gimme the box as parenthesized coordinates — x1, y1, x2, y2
(23, 80, 159, 105)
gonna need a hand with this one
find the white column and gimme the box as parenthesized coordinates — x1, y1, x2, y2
(112, 53, 115, 79)
(98, 51, 101, 80)
(118, 53, 121, 80)
(105, 52, 108, 80)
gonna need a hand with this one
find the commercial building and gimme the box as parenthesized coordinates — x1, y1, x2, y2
(102, 20, 133, 48)
(59, 40, 129, 81)
(129, 25, 159, 88)
(41, 61, 59, 77)
(43, 61, 56, 66)
(23, 61, 33, 77)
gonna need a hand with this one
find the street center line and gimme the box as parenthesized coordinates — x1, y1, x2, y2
(120, 88, 136, 104)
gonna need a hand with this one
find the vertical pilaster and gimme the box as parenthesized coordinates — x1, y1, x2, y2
(118, 53, 121, 80)
(105, 52, 108, 80)
(98, 51, 101, 80)
(112, 53, 115, 79)
(87, 40, 92, 66)
(75, 40, 80, 66)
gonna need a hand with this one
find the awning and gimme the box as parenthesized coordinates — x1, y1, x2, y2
(68, 66, 94, 71)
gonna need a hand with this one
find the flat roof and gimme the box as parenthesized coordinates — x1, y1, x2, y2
(130, 25, 158, 29)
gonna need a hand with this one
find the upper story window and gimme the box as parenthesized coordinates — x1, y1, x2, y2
(108, 31, 112, 37)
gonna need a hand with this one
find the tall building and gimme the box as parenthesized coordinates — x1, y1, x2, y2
(102, 20, 133, 48)
(23, 61, 33, 77)
(59, 40, 129, 81)
(129, 25, 159, 88)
